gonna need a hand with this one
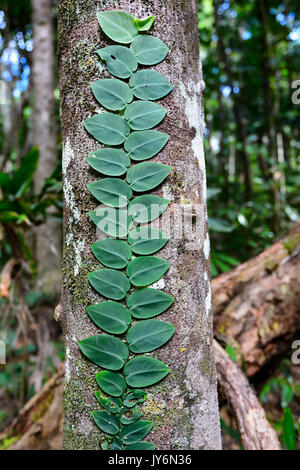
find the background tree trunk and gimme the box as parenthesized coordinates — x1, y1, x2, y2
(57, 0, 221, 450)
(32, 0, 61, 300)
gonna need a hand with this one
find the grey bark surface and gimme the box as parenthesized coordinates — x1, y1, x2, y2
(32, 0, 61, 299)
(57, 0, 221, 450)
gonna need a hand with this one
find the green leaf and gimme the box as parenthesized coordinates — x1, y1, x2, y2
(95, 370, 127, 397)
(119, 420, 153, 445)
(128, 226, 169, 255)
(124, 130, 169, 161)
(126, 287, 174, 319)
(283, 407, 296, 450)
(124, 356, 169, 387)
(0, 172, 10, 189)
(208, 217, 234, 233)
(111, 437, 123, 450)
(95, 393, 122, 413)
(91, 79, 133, 111)
(135, 16, 155, 31)
(225, 344, 237, 363)
(130, 35, 169, 65)
(127, 319, 175, 353)
(97, 46, 137, 79)
(129, 70, 173, 100)
(126, 256, 170, 286)
(97, 10, 138, 44)
(128, 195, 169, 223)
(87, 178, 132, 208)
(89, 208, 132, 238)
(84, 113, 130, 146)
(127, 162, 171, 192)
(88, 269, 130, 300)
(125, 441, 156, 450)
(119, 406, 142, 425)
(87, 301, 131, 334)
(122, 389, 147, 408)
(281, 384, 293, 408)
(78, 334, 129, 370)
(124, 100, 167, 130)
(10, 147, 39, 197)
(92, 410, 120, 435)
(91, 239, 132, 269)
(86, 149, 130, 177)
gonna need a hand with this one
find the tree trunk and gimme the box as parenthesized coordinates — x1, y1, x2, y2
(213, 0, 252, 201)
(57, 0, 221, 450)
(213, 222, 300, 376)
(32, 0, 61, 300)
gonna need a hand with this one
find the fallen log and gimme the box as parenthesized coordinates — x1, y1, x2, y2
(213, 222, 300, 376)
(214, 340, 281, 450)
(0, 364, 64, 450)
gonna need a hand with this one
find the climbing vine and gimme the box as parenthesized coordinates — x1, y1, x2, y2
(78, 10, 174, 450)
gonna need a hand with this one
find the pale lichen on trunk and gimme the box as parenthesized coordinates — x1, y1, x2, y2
(57, 0, 221, 450)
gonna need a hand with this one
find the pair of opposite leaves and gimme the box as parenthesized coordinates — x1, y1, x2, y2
(88, 194, 170, 238)
(84, 76, 172, 146)
(87, 162, 171, 208)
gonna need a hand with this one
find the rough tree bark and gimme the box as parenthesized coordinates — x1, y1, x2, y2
(32, 0, 61, 299)
(213, 222, 300, 376)
(57, 0, 221, 450)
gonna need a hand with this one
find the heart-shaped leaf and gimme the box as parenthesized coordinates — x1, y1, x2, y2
(84, 113, 130, 146)
(130, 35, 169, 65)
(88, 269, 130, 300)
(128, 226, 168, 255)
(128, 195, 169, 223)
(127, 162, 171, 192)
(127, 319, 175, 353)
(97, 10, 138, 44)
(119, 406, 142, 425)
(91, 239, 132, 269)
(125, 441, 156, 450)
(95, 370, 127, 397)
(87, 149, 130, 177)
(92, 410, 120, 435)
(129, 70, 173, 100)
(78, 334, 129, 370)
(87, 178, 132, 208)
(124, 130, 169, 161)
(135, 16, 155, 32)
(119, 420, 153, 445)
(124, 356, 169, 387)
(95, 393, 122, 413)
(124, 101, 167, 130)
(122, 389, 147, 408)
(97, 46, 137, 79)
(91, 79, 133, 111)
(126, 256, 170, 286)
(87, 301, 131, 334)
(89, 208, 132, 238)
(126, 288, 174, 319)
